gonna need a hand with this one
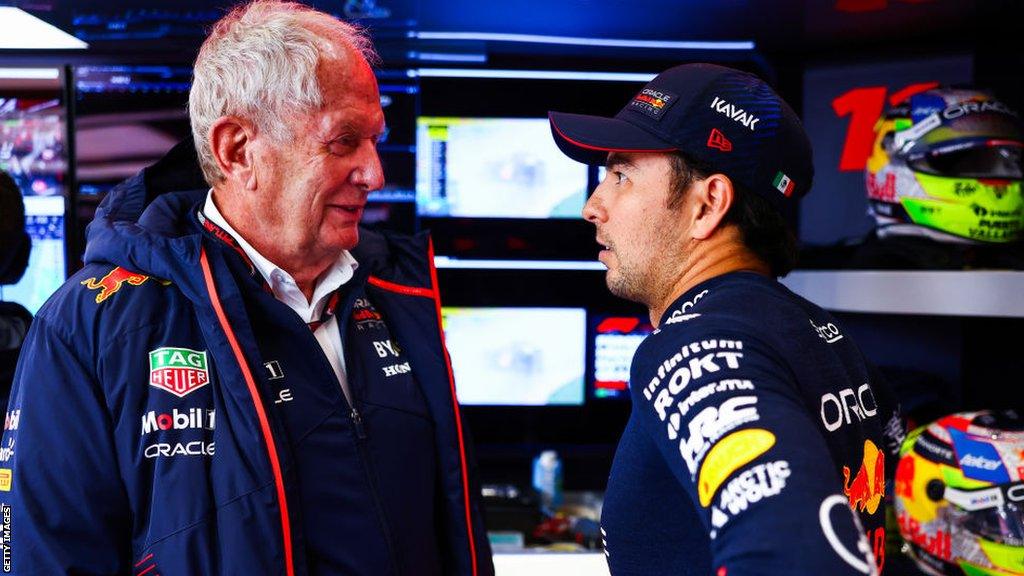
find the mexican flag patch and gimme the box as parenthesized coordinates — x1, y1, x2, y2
(772, 171, 795, 197)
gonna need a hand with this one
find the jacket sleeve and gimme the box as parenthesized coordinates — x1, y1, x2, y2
(1, 315, 131, 574)
(630, 328, 880, 576)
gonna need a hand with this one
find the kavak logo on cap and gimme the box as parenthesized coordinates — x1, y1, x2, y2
(709, 95, 760, 131)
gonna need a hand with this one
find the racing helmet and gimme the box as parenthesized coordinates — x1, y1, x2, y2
(865, 88, 1024, 243)
(894, 410, 1024, 575)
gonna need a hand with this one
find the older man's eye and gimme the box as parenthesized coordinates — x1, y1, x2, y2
(326, 137, 357, 155)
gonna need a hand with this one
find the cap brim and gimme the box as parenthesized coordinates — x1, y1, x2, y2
(549, 111, 677, 166)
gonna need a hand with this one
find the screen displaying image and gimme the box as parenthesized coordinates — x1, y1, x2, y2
(0, 196, 65, 314)
(592, 315, 654, 399)
(416, 117, 588, 219)
(75, 65, 193, 194)
(0, 68, 68, 314)
(441, 306, 586, 406)
(0, 96, 66, 199)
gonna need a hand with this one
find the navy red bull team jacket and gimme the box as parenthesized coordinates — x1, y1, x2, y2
(0, 166, 493, 575)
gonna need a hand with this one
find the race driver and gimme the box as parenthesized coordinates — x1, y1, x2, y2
(549, 63, 906, 575)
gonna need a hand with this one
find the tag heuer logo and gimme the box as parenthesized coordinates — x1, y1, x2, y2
(149, 347, 210, 397)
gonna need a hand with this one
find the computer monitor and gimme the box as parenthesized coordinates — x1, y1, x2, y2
(591, 315, 654, 400)
(1, 197, 65, 314)
(0, 67, 68, 314)
(441, 306, 587, 406)
(416, 116, 588, 219)
(74, 65, 193, 195)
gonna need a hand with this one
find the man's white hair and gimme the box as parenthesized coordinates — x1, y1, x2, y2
(189, 0, 377, 183)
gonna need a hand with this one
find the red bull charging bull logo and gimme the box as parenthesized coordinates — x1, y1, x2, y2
(81, 267, 168, 304)
(843, 439, 885, 515)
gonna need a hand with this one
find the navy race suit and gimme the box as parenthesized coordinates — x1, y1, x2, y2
(601, 271, 905, 576)
(0, 166, 493, 575)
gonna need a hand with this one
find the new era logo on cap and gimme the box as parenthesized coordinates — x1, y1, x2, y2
(707, 128, 732, 152)
(773, 172, 795, 197)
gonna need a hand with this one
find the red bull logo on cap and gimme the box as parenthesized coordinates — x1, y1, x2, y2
(843, 439, 885, 515)
(81, 266, 168, 304)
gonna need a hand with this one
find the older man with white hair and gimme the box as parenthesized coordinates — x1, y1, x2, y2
(0, 2, 493, 575)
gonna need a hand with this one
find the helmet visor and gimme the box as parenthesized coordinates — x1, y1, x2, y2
(947, 483, 1024, 546)
(909, 144, 1023, 179)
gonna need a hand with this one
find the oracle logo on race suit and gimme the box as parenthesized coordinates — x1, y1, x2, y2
(144, 441, 215, 459)
(820, 384, 878, 432)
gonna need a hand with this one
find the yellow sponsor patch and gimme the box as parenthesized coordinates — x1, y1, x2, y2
(0, 469, 11, 492)
(698, 428, 775, 507)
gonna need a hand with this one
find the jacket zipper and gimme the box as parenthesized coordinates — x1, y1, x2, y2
(337, 289, 402, 575)
(350, 407, 367, 439)
(199, 248, 296, 576)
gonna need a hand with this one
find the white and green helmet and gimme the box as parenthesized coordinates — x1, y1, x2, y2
(866, 88, 1024, 243)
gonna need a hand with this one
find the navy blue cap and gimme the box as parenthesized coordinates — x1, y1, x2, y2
(549, 63, 814, 209)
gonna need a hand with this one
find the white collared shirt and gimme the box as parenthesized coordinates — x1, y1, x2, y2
(203, 191, 357, 403)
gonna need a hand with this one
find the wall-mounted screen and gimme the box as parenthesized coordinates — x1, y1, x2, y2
(0, 67, 68, 314)
(416, 116, 588, 219)
(591, 315, 653, 400)
(0, 196, 65, 314)
(441, 306, 586, 405)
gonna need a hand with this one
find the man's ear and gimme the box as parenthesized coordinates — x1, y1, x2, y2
(689, 173, 735, 240)
(209, 116, 258, 191)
